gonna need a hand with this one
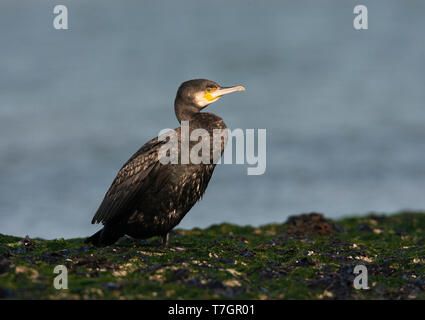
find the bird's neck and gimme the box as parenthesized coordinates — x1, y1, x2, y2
(174, 99, 199, 123)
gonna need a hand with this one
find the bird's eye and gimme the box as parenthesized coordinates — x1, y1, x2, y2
(206, 88, 211, 92)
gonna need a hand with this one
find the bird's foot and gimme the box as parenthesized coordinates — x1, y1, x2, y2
(162, 233, 170, 248)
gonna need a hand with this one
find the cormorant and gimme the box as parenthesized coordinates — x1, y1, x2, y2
(86, 79, 245, 246)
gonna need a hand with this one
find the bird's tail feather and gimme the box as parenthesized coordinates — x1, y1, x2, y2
(85, 227, 122, 246)
(85, 229, 103, 245)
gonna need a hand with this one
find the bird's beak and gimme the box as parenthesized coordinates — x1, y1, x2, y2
(210, 85, 246, 99)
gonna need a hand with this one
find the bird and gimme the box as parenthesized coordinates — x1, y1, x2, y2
(86, 79, 245, 247)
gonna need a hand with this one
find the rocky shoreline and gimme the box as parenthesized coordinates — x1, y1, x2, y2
(1, 212, 424, 299)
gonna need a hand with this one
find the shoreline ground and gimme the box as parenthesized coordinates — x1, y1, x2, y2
(1, 212, 424, 299)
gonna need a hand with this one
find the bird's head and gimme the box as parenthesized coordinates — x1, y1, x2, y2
(175, 79, 245, 122)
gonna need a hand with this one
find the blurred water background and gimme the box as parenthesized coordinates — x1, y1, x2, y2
(1, 0, 424, 239)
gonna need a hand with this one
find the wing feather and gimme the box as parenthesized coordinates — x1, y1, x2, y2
(91, 137, 166, 224)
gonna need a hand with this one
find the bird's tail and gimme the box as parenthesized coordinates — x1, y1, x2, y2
(85, 229, 103, 245)
(85, 227, 122, 246)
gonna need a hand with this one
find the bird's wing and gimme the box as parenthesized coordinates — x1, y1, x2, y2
(91, 137, 169, 224)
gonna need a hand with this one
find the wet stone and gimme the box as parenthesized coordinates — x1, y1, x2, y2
(103, 282, 121, 290)
(0, 286, 14, 299)
(285, 212, 345, 236)
(170, 269, 190, 281)
(0, 258, 11, 274)
(218, 258, 235, 265)
(357, 224, 373, 232)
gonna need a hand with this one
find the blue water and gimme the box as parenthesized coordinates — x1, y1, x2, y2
(1, 0, 424, 239)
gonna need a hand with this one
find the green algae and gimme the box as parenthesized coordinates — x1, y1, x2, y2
(0, 212, 424, 299)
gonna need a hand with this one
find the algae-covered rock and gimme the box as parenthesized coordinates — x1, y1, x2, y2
(284, 212, 346, 236)
(0, 212, 424, 299)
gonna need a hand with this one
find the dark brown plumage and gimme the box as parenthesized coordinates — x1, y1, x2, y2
(86, 79, 245, 246)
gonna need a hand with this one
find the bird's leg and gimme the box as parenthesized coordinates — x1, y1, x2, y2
(162, 233, 169, 248)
